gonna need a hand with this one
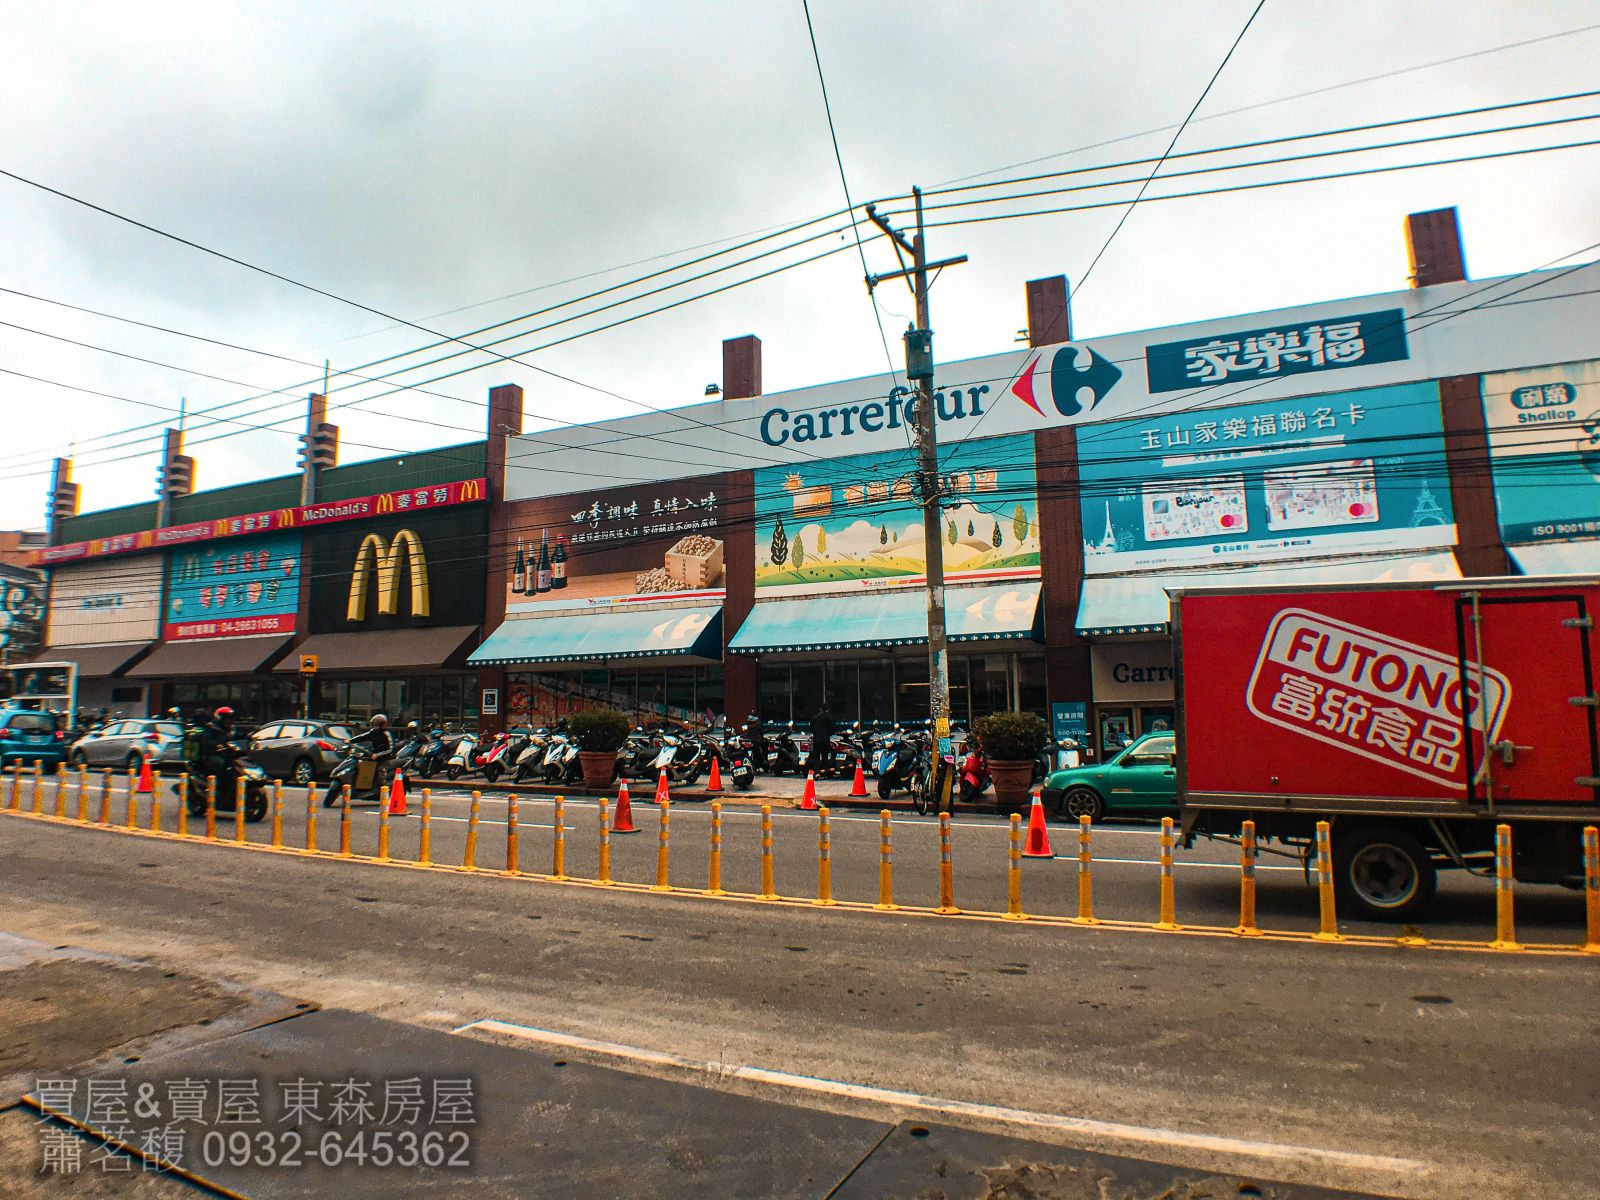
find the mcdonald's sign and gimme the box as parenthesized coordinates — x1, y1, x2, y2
(376, 493, 397, 515)
(460, 478, 484, 502)
(277, 508, 297, 528)
(347, 529, 430, 622)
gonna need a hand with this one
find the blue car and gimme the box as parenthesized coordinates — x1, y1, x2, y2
(0, 707, 67, 770)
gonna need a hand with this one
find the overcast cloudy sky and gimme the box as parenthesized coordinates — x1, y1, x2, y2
(1, 1, 1596, 531)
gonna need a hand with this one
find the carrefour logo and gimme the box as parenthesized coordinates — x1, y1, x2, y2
(759, 384, 991, 446)
(1012, 344, 1122, 418)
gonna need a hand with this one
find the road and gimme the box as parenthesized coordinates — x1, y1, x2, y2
(1, 783, 1598, 1198)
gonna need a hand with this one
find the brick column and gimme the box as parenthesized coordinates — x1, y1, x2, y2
(477, 383, 524, 734)
(720, 336, 762, 723)
(1403, 209, 1509, 577)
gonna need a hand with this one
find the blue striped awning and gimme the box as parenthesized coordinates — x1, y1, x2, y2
(729, 582, 1041, 655)
(468, 606, 723, 666)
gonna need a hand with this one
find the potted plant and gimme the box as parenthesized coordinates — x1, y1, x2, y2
(973, 711, 1048, 810)
(566, 708, 630, 789)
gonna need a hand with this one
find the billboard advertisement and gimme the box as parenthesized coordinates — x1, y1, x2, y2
(1480, 358, 1600, 544)
(753, 433, 1040, 596)
(1076, 382, 1457, 574)
(163, 531, 301, 641)
(44, 556, 163, 646)
(502, 473, 731, 613)
(307, 508, 486, 634)
(0, 566, 45, 662)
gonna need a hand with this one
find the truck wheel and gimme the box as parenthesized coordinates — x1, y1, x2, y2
(1334, 826, 1437, 921)
(1062, 787, 1103, 823)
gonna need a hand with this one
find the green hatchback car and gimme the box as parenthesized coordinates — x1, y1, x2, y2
(1039, 731, 1178, 823)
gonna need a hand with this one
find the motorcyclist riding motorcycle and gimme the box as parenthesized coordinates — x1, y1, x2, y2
(351, 713, 394, 758)
(196, 706, 238, 781)
(324, 714, 396, 808)
(182, 706, 268, 822)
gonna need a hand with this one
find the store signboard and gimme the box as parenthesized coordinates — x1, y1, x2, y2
(1480, 358, 1600, 544)
(44, 556, 163, 645)
(36, 478, 486, 566)
(753, 433, 1040, 597)
(0, 566, 45, 661)
(163, 531, 301, 641)
(1076, 381, 1457, 574)
(502, 472, 731, 613)
(1090, 643, 1175, 703)
(503, 263, 1600, 499)
(306, 507, 486, 635)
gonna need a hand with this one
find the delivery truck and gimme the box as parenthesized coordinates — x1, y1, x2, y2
(1171, 576, 1600, 920)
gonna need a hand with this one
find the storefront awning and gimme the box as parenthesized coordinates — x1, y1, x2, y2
(1507, 541, 1600, 577)
(32, 642, 153, 677)
(273, 626, 480, 673)
(1076, 552, 1462, 636)
(127, 635, 294, 679)
(469, 606, 723, 667)
(729, 582, 1041, 655)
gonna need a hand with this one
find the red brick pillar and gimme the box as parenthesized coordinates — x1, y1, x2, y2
(720, 336, 762, 724)
(477, 383, 524, 734)
(1403, 209, 1510, 577)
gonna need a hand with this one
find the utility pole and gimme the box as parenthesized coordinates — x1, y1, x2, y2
(866, 187, 967, 810)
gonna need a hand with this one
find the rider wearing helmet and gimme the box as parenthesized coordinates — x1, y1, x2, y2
(350, 712, 394, 760)
(197, 706, 237, 779)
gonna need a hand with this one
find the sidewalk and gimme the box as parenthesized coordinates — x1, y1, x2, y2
(415, 769, 921, 811)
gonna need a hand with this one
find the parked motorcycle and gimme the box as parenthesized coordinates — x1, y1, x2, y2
(512, 728, 554, 782)
(540, 733, 582, 785)
(444, 732, 480, 781)
(416, 726, 469, 778)
(177, 740, 269, 821)
(721, 732, 756, 791)
(875, 727, 922, 799)
(959, 745, 991, 803)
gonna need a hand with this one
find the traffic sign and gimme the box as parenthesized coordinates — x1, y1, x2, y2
(298, 654, 319, 676)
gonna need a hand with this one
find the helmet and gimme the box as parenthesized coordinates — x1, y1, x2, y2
(370, 713, 390, 730)
(214, 706, 235, 725)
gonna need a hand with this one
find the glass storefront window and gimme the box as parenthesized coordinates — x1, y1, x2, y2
(895, 656, 928, 723)
(665, 669, 696, 721)
(696, 667, 724, 724)
(759, 664, 790, 723)
(824, 661, 858, 724)
(1098, 707, 1135, 754)
(790, 664, 824, 724)
(1019, 654, 1047, 718)
(858, 660, 893, 728)
(968, 654, 1011, 722)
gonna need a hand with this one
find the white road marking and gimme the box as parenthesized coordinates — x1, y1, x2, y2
(456, 1019, 1427, 1178)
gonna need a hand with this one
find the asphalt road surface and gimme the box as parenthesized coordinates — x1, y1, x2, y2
(1, 782, 1597, 1198)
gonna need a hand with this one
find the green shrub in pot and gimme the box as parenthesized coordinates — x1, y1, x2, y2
(566, 708, 631, 753)
(973, 711, 1048, 763)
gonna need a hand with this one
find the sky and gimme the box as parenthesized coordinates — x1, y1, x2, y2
(1, 0, 1597, 532)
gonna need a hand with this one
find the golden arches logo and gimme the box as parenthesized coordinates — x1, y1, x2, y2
(460, 478, 484, 502)
(347, 529, 430, 622)
(277, 509, 297, 528)
(376, 493, 397, 515)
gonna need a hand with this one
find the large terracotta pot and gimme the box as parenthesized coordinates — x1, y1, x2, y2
(988, 759, 1035, 811)
(578, 751, 617, 790)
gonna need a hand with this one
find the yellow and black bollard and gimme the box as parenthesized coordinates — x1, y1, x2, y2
(5, 764, 18, 812)
(204, 776, 218, 840)
(270, 781, 284, 849)
(149, 771, 162, 832)
(1074, 815, 1097, 925)
(1154, 816, 1180, 931)
(551, 795, 566, 880)
(1490, 823, 1520, 951)
(462, 791, 481, 869)
(75, 768, 89, 822)
(125, 767, 138, 827)
(177, 773, 190, 838)
(1314, 820, 1340, 941)
(759, 804, 776, 900)
(97, 769, 112, 824)
(1004, 813, 1025, 920)
(505, 796, 520, 876)
(417, 788, 431, 864)
(1234, 819, 1261, 936)
(304, 783, 318, 854)
(706, 800, 723, 895)
(875, 809, 895, 910)
(233, 776, 247, 844)
(815, 806, 835, 906)
(1583, 826, 1600, 954)
(54, 764, 67, 818)
(653, 800, 671, 891)
(377, 786, 391, 861)
(339, 789, 353, 857)
(936, 812, 958, 914)
(596, 796, 612, 885)
(30, 762, 44, 815)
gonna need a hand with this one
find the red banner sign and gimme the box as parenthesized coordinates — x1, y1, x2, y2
(35, 478, 487, 566)
(163, 613, 297, 642)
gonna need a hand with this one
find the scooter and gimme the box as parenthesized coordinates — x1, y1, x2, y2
(444, 732, 480, 781)
(875, 728, 921, 799)
(723, 733, 756, 791)
(178, 741, 269, 821)
(323, 743, 398, 807)
(512, 729, 553, 782)
(958, 746, 991, 803)
(416, 726, 468, 778)
(541, 734, 581, 785)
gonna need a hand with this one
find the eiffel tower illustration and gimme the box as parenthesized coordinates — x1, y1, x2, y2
(1409, 480, 1447, 527)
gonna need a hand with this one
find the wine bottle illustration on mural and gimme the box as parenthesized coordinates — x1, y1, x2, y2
(511, 537, 526, 595)
(536, 530, 553, 593)
(551, 534, 568, 589)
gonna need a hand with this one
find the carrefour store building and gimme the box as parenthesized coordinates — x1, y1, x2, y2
(472, 211, 1600, 758)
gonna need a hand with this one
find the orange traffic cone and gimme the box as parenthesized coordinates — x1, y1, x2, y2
(388, 770, 408, 815)
(613, 779, 638, 833)
(800, 771, 817, 811)
(1023, 792, 1053, 858)
(655, 768, 671, 805)
(848, 761, 868, 798)
(136, 755, 154, 794)
(707, 755, 723, 792)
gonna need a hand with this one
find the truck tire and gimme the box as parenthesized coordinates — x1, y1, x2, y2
(1334, 825, 1437, 921)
